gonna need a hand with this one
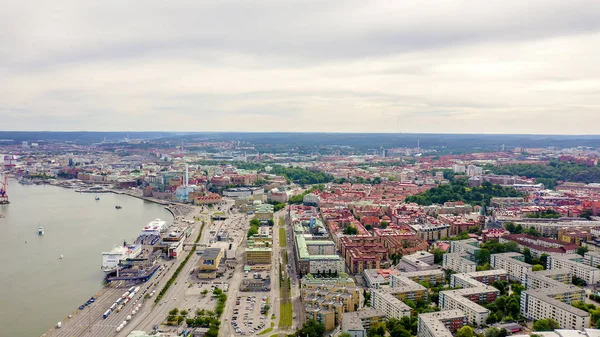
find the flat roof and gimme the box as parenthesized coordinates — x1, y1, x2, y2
(201, 248, 222, 259)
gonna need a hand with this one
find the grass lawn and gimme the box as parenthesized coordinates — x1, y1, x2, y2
(279, 302, 293, 328)
(279, 227, 287, 248)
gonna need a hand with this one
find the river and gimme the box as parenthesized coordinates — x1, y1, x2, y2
(0, 179, 172, 336)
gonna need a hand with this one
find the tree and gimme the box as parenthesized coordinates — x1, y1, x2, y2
(532, 264, 544, 271)
(344, 225, 358, 235)
(533, 318, 560, 331)
(475, 248, 491, 266)
(432, 248, 445, 264)
(578, 246, 589, 256)
(296, 319, 325, 337)
(457, 326, 474, 337)
(580, 209, 594, 220)
(367, 323, 386, 337)
(201, 289, 209, 296)
(485, 328, 508, 337)
(523, 248, 533, 264)
(340, 333, 352, 337)
(380, 221, 389, 229)
(505, 222, 515, 233)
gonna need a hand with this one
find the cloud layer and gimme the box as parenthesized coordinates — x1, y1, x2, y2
(1, 1, 600, 134)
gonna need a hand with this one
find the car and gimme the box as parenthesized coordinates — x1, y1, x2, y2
(79, 305, 85, 310)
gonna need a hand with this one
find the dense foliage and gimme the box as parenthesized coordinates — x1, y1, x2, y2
(533, 318, 560, 331)
(288, 184, 325, 204)
(405, 180, 522, 206)
(295, 319, 325, 337)
(487, 160, 600, 185)
(525, 209, 562, 219)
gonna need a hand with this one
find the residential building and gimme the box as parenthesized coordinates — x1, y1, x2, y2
(442, 253, 476, 273)
(410, 223, 450, 241)
(490, 252, 533, 282)
(402, 270, 445, 286)
(302, 281, 361, 330)
(397, 251, 438, 272)
(370, 288, 412, 320)
(295, 235, 345, 275)
(389, 274, 429, 302)
(341, 309, 387, 337)
(585, 252, 600, 268)
(440, 271, 499, 326)
(548, 254, 600, 285)
(363, 269, 401, 289)
(417, 310, 468, 337)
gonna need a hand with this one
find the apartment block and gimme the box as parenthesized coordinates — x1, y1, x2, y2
(520, 288, 589, 330)
(370, 289, 412, 320)
(524, 269, 571, 289)
(450, 239, 480, 255)
(417, 310, 468, 337)
(520, 268, 589, 330)
(440, 270, 499, 326)
(490, 252, 533, 282)
(389, 274, 429, 302)
(363, 269, 401, 289)
(295, 235, 345, 275)
(340, 236, 389, 274)
(302, 282, 361, 330)
(342, 309, 388, 337)
(442, 252, 476, 273)
(500, 234, 578, 257)
(397, 251, 437, 272)
(410, 223, 450, 241)
(585, 252, 600, 268)
(450, 270, 508, 288)
(403, 270, 445, 286)
(548, 254, 600, 285)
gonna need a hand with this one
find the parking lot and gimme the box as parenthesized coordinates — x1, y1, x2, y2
(230, 292, 270, 335)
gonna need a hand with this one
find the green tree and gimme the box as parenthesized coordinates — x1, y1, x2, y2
(432, 248, 446, 264)
(523, 248, 533, 264)
(475, 248, 491, 266)
(295, 319, 325, 337)
(485, 327, 508, 337)
(580, 209, 594, 220)
(340, 333, 352, 337)
(532, 264, 544, 271)
(457, 326, 474, 337)
(578, 246, 589, 256)
(367, 323, 386, 337)
(344, 225, 358, 235)
(533, 318, 560, 331)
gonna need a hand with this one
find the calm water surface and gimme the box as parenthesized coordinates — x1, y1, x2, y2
(0, 179, 171, 336)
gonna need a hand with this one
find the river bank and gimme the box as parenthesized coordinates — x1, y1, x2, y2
(0, 180, 174, 337)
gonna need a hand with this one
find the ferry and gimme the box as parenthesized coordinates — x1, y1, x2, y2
(101, 244, 141, 274)
(38, 226, 44, 235)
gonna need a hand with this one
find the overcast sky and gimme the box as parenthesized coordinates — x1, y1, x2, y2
(1, 1, 599, 134)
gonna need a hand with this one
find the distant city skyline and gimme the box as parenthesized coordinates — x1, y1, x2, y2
(1, 1, 599, 134)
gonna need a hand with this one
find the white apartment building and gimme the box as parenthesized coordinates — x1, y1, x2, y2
(417, 310, 467, 337)
(450, 239, 480, 255)
(443, 252, 476, 273)
(397, 251, 437, 272)
(370, 289, 412, 320)
(523, 269, 571, 289)
(439, 289, 493, 326)
(520, 288, 590, 330)
(548, 254, 600, 285)
(490, 252, 533, 282)
(585, 252, 600, 268)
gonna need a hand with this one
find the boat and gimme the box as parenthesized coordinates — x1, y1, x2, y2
(95, 196, 100, 201)
(115, 205, 122, 209)
(59, 254, 64, 259)
(38, 226, 44, 235)
(101, 244, 142, 274)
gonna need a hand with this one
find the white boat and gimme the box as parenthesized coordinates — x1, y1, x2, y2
(101, 244, 142, 274)
(38, 226, 44, 235)
(59, 254, 64, 259)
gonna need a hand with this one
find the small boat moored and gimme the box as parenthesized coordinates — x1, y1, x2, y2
(38, 226, 44, 235)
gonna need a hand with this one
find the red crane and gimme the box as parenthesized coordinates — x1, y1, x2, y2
(0, 175, 8, 204)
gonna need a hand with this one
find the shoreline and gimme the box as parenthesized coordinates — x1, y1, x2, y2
(31, 182, 197, 337)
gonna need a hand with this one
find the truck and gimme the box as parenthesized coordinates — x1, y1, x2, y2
(134, 286, 141, 293)
(128, 291, 136, 300)
(56, 322, 62, 328)
(109, 303, 117, 311)
(103, 310, 111, 319)
(128, 286, 135, 293)
(116, 304, 123, 313)
(116, 297, 123, 305)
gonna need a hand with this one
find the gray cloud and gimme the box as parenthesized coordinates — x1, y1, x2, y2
(1, 0, 600, 133)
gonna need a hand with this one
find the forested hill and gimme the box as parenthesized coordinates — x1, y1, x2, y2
(405, 180, 523, 206)
(486, 160, 600, 186)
